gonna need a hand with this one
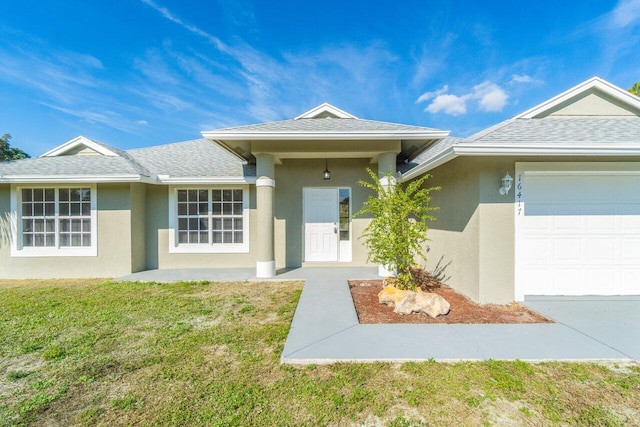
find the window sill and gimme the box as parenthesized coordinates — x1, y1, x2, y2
(168, 244, 249, 254)
(11, 247, 98, 257)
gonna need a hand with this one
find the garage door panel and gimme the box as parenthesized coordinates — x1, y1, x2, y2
(621, 238, 640, 262)
(586, 238, 615, 263)
(552, 214, 583, 231)
(586, 214, 616, 232)
(517, 170, 640, 298)
(522, 238, 551, 263)
(553, 238, 582, 262)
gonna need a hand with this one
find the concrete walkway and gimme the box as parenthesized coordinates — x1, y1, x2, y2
(279, 267, 640, 364)
(117, 267, 640, 364)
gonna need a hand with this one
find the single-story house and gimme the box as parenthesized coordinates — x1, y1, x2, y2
(1, 76, 639, 303)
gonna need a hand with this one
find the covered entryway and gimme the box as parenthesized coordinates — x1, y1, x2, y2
(515, 165, 640, 299)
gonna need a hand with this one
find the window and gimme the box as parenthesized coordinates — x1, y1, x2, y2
(170, 186, 249, 253)
(11, 186, 97, 257)
(339, 188, 350, 241)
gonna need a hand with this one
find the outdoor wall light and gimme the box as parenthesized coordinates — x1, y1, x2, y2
(323, 159, 331, 180)
(499, 172, 513, 195)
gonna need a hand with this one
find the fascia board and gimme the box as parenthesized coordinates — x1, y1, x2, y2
(157, 175, 257, 184)
(294, 103, 357, 119)
(201, 130, 450, 141)
(399, 146, 457, 181)
(516, 76, 640, 119)
(453, 143, 640, 156)
(0, 174, 153, 183)
(41, 136, 119, 157)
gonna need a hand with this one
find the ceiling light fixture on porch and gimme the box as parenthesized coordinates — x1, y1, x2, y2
(323, 159, 331, 180)
(499, 172, 513, 195)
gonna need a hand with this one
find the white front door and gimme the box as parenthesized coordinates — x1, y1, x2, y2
(304, 188, 339, 262)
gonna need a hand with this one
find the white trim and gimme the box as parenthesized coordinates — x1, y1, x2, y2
(40, 136, 119, 157)
(400, 142, 640, 181)
(201, 129, 450, 141)
(157, 175, 256, 184)
(453, 143, 640, 156)
(168, 185, 250, 254)
(294, 103, 358, 120)
(10, 184, 98, 257)
(0, 174, 152, 183)
(256, 260, 276, 278)
(256, 177, 275, 187)
(516, 76, 640, 119)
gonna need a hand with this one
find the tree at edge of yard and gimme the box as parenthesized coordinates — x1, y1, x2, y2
(629, 81, 640, 97)
(0, 133, 30, 162)
(355, 168, 439, 290)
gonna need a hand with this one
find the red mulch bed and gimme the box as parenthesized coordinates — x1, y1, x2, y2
(349, 271, 552, 324)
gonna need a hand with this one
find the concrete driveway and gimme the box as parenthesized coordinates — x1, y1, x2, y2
(524, 296, 640, 362)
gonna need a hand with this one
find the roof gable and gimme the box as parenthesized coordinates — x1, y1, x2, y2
(294, 103, 357, 119)
(517, 76, 640, 119)
(40, 136, 120, 157)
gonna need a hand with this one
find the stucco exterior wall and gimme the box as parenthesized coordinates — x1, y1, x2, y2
(147, 185, 260, 269)
(421, 157, 481, 300)
(0, 183, 134, 279)
(130, 183, 147, 273)
(275, 158, 374, 268)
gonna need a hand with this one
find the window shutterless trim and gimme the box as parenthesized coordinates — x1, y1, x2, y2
(9, 184, 98, 257)
(168, 185, 250, 254)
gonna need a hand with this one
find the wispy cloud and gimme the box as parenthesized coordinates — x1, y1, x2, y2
(139, 0, 228, 51)
(604, 0, 640, 29)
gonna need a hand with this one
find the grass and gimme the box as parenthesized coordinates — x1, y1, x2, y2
(0, 279, 638, 426)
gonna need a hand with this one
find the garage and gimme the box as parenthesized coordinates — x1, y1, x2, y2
(515, 164, 640, 299)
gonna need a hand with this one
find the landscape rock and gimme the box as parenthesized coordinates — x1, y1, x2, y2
(414, 290, 450, 318)
(378, 285, 450, 318)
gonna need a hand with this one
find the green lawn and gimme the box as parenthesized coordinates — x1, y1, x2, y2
(0, 279, 639, 426)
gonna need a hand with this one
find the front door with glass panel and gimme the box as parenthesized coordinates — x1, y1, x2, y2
(303, 188, 351, 262)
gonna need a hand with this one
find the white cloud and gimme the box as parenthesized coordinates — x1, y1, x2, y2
(609, 0, 640, 28)
(472, 81, 508, 112)
(136, 120, 148, 126)
(425, 93, 470, 115)
(417, 81, 508, 115)
(510, 74, 534, 84)
(416, 85, 449, 103)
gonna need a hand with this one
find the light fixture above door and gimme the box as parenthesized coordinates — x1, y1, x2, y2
(323, 159, 331, 180)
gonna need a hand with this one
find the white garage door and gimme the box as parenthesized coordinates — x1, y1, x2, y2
(516, 172, 640, 298)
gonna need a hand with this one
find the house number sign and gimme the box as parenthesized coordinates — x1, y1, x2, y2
(516, 174, 523, 216)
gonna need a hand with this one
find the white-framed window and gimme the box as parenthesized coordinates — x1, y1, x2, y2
(168, 185, 249, 253)
(10, 185, 98, 257)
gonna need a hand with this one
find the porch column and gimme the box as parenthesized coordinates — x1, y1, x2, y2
(378, 151, 397, 188)
(255, 153, 276, 278)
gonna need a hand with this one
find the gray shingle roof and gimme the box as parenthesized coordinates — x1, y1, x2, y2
(0, 155, 148, 177)
(0, 138, 253, 181)
(466, 117, 640, 144)
(211, 117, 443, 134)
(128, 139, 253, 178)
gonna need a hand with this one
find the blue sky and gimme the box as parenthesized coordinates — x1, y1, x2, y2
(1, 1, 639, 156)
